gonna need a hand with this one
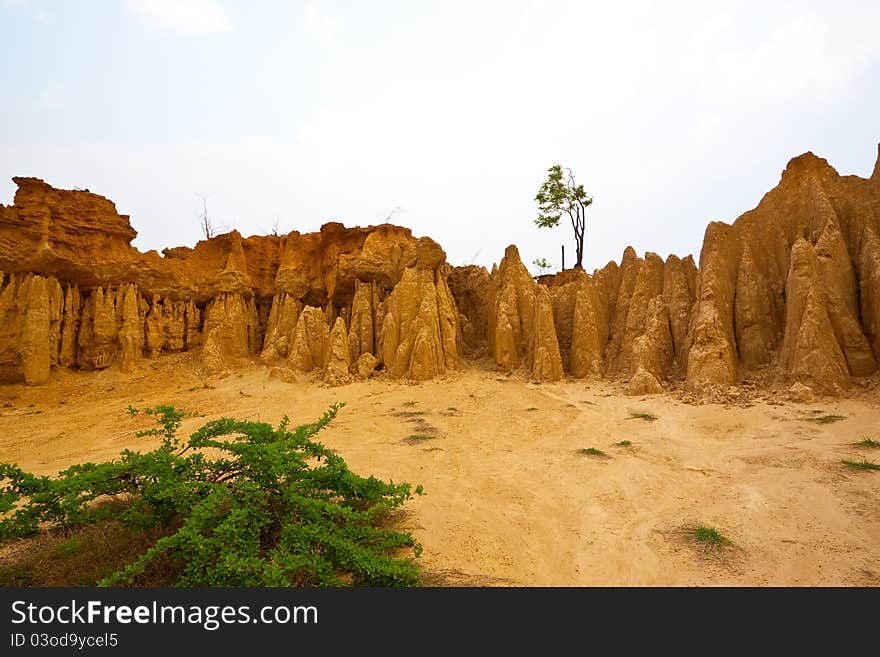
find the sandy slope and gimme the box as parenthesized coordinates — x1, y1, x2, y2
(1, 353, 879, 586)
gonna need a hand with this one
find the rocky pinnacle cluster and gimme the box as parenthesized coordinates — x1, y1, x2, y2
(1, 145, 879, 395)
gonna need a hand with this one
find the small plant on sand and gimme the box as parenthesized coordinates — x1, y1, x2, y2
(692, 526, 730, 547)
(578, 447, 607, 457)
(395, 410, 428, 417)
(627, 412, 657, 422)
(403, 400, 418, 407)
(404, 434, 435, 444)
(615, 440, 633, 447)
(853, 438, 880, 448)
(807, 414, 846, 424)
(125, 405, 139, 416)
(842, 459, 880, 471)
(0, 403, 423, 586)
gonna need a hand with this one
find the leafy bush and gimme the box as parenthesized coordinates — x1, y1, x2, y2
(0, 403, 423, 587)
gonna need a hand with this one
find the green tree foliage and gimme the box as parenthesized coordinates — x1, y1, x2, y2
(534, 165, 593, 269)
(0, 404, 423, 586)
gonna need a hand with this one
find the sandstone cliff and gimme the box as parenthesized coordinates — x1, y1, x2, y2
(2, 144, 879, 395)
(0, 178, 462, 384)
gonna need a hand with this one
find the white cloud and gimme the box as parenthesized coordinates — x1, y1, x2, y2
(305, 2, 337, 42)
(126, 0, 232, 36)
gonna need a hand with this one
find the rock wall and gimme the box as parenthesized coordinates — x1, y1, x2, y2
(0, 179, 463, 384)
(2, 144, 879, 394)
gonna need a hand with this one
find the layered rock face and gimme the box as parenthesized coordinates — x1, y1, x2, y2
(2, 144, 879, 394)
(0, 179, 461, 384)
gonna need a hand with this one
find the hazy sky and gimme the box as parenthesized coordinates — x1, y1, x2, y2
(2, 1, 879, 273)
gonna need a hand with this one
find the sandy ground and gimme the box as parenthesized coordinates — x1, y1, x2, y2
(1, 353, 879, 586)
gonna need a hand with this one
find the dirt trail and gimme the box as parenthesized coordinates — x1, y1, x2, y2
(1, 356, 878, 586)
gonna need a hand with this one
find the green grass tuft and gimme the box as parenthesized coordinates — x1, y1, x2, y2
(627, 412, 657, 422)
(615, 440, 633, 447)
(842, 459, 880, 471)
(578, 447, 607, 457)
(403, 401, 418, 407)
(853, 438, 880, 448)
(692, 526, 730, 546)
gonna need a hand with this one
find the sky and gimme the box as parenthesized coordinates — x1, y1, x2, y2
(1, 0, 879, 274)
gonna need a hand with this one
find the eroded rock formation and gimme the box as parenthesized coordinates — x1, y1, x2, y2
(0, 177, 465, 384)
(451, 146, 880, 394)
(682, 147, 880, 395)
(2, 144, 879, 394)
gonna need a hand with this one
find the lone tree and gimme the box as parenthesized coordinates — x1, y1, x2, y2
(534, 165, 593, 269)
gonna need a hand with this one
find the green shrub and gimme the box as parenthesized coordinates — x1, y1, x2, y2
(0, 403, 423, 587)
